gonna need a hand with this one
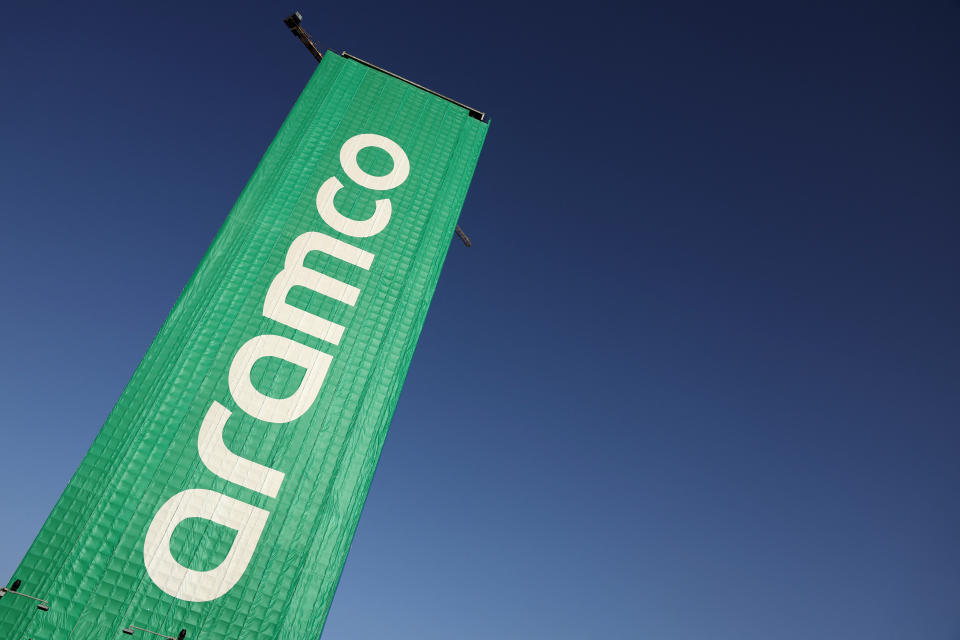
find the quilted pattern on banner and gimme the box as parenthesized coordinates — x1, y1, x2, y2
(0, 52, 487, 640)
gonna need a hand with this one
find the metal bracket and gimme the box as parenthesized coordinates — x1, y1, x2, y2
(454, 225, 472, 247)
(122, 625, 186, 640)
(340, 52, 485, 121)
(0, 581, 50, 611)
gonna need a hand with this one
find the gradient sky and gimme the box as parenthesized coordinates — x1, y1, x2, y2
(1, 1, 958, 638)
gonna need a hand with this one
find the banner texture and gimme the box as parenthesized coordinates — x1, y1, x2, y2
(0, 51, 487, 640)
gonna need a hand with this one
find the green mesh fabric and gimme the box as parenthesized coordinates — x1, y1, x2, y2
(0, 52, 487, 640)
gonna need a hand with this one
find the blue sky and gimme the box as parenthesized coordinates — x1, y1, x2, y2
(1, 1, 958, 638)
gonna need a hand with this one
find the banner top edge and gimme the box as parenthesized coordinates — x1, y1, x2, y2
(335, 51, 487, 123)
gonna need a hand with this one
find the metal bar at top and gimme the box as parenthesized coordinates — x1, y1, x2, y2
(283, 12, 324, 63)
(341, 52, 485, 122)
(283, 13, 484, 122)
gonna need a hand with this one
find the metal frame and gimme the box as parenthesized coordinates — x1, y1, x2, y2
(340, 52, 485, 122)
(284, 11, 485, 122)
(0, 585, 50, 611)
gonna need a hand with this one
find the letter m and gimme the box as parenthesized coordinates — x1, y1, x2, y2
(263, 232, 374, 345)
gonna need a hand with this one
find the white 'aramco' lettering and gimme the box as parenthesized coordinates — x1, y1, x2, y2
(144, 133, 409, 602)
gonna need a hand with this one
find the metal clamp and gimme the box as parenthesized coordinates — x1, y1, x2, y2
(122, 625, 186, 640)
(0, 580, 50, 611)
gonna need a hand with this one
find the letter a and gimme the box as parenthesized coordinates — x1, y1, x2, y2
(143, 489, 268, 602)
(228, 334, 332, 424)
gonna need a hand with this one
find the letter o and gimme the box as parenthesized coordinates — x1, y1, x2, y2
(339, 134, 409, 191)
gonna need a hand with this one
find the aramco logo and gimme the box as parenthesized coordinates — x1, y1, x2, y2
(143, 134, 409, 602)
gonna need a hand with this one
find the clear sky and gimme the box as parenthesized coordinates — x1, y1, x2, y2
(1, 1, 958, 638)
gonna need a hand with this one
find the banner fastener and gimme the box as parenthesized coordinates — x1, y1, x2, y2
(0, 580, 51, 611)
(122, 624, 187, 640)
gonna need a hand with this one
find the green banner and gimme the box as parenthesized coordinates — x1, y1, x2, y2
(1, 51, 487, 640)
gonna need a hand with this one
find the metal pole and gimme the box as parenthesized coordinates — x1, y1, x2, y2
(454, 225, 472, 247)
(283, 12, 323, 63)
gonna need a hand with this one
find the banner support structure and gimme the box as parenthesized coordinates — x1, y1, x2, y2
(283, 11, 474, 248)
(283, 12, 323, 63)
